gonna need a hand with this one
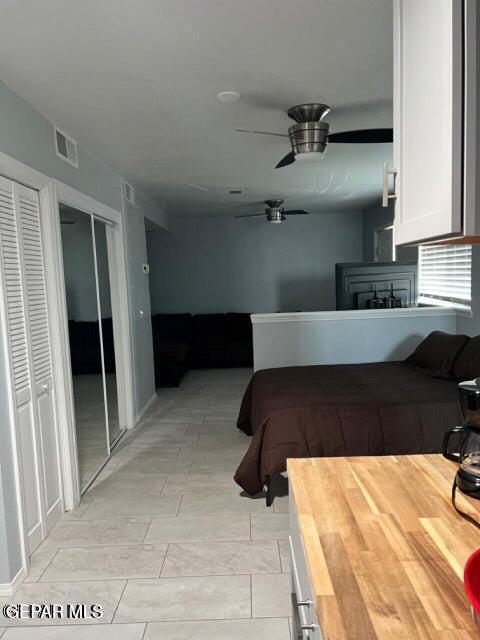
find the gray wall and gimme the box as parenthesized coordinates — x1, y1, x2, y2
(147, 213, 364, 314)
(0, 80, 168, 584)
(126, 198, 157, 413)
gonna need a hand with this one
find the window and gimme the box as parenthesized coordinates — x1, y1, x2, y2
(418, 244, 472, 310)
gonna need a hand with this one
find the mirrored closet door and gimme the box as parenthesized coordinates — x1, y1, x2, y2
(60, 205, 124, 491)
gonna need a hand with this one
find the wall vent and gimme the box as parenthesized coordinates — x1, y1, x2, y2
(124, 182, 135, 205)
(54, 127, 78, 168)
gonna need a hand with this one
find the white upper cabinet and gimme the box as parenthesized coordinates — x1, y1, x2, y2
(392, 0, 476, 245)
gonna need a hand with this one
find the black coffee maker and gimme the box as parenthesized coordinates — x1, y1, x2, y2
(443, 379, 480, 527)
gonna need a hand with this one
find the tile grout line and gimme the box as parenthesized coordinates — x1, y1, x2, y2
(12, 571, 276, 585)
(35, 547, 61, 582)
(175, 494, 184, 517)
(4, 615, 293, 630)
(110, 579, 129, 624)
(141, 519, 153, 545)
(276, 539, 283, 572)
(158, 543, 169, 578)
(250, 573, 253, 619)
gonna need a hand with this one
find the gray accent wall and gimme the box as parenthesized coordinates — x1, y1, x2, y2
(147, 213, 364, 314)
(0, 80, 168, 584)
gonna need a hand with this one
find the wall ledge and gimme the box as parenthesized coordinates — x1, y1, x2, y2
(251, 307, 458, 324)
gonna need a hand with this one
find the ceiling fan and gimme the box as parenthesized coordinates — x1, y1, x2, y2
(236, 103, 393, 168)
(235, 199, 310, 224)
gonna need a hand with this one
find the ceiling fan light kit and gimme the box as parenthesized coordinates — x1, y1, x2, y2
(265, 200, 286, 224)
(287, 104, 330, 157)
(236, 101, 393, 169)
(235, 199, 310, 224)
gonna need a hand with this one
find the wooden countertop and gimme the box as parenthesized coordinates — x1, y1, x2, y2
(288, 454, 480, 639)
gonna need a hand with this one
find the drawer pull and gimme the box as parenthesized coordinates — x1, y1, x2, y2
(297, 600, 312, 607)
(301, 624, 319, 631)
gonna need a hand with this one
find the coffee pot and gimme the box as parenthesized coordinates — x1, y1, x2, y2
(443, 379, 480, 527)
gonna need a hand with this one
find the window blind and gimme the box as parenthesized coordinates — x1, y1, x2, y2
(418, 244, 472, 309)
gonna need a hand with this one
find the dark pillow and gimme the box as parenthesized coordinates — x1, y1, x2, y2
(452, 335, 480, 380)
(405, 331, 470, 378)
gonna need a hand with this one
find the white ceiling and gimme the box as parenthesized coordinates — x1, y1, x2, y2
(0, 0, 393, 216)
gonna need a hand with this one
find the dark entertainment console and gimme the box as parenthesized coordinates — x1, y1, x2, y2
(335, 261, 418, 310)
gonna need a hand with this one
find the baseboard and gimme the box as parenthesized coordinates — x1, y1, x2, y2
(134, 391, 158, 425)
(46, 497, 64, 531)
(0, 564, 27, 596)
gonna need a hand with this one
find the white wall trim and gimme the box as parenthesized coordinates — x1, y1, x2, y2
(0, 565, 28, 597)
(54, 182, 136, 450)
(135, 391, 158, 424)
(40, 181, 79, 510)
(251, 307, 459, 324)
(55, 182, 122, 225)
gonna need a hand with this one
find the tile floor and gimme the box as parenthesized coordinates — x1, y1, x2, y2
(1, 368, 292, 639)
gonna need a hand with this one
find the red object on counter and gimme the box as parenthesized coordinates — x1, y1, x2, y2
(464, 548, 480, 626)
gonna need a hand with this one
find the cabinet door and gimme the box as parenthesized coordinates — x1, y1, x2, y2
(393, 0, 464, 245)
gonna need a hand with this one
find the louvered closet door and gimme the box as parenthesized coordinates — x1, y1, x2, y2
(0, 176, 62, 554)
(16, 183, 62, 537)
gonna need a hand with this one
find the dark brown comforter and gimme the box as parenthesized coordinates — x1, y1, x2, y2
(234, 362, 460, 495)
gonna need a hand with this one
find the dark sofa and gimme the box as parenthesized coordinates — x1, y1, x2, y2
(151, 313, 253, 387)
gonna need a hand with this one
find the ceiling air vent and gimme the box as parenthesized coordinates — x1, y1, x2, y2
(124, 182, 135, 205)
(54, 127, 78, 168)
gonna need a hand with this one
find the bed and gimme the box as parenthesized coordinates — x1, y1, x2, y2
(234, 330, 476, 498)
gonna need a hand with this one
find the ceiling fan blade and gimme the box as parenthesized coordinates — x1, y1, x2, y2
(235, 129, 288, 138)
(275, 151, 295, 169)
(328, 128, 393, 143)
(284, 209, 311, 215)
(235, 213, 265, 219)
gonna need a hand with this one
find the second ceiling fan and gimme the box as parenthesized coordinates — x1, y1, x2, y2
(235, 199, 310, 224)
(236, 103, 393, 168)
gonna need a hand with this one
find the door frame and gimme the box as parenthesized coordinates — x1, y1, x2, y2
(373, 224, 395, 262)
(0, 151, 135, 519)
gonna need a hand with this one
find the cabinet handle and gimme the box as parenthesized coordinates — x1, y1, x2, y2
(297, 600, 312, 607)
(301, 624, 319, 631)
(382, 161, 397, 207)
